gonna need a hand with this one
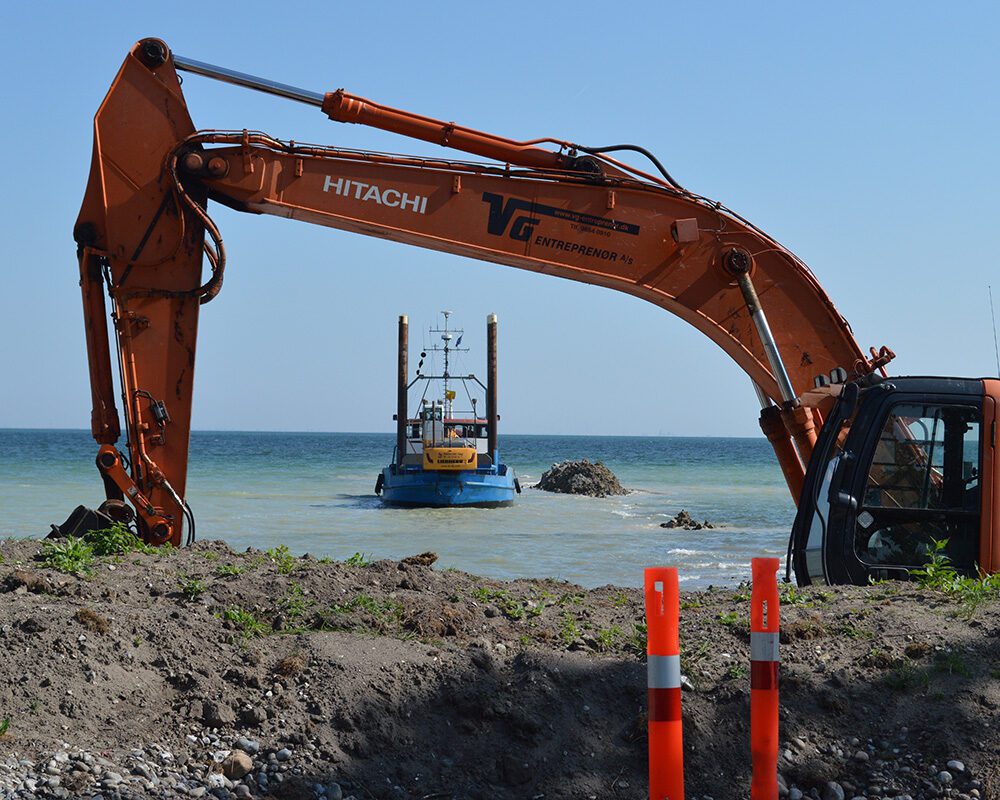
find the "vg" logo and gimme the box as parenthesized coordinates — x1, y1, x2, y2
(482, 193, 540, 241)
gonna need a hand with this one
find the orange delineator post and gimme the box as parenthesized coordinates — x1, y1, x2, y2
(644, 567, 684, 800)
(750, 558, 781, 800)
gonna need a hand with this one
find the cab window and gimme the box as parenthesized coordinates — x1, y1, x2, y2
(855, 403, 980, 571)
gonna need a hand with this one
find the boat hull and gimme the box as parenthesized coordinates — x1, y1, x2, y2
(379, 466, 516, 508)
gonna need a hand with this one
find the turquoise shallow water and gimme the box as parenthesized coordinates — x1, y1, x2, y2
(0, 429, 794, 588)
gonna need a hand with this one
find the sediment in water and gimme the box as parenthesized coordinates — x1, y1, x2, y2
(534, 459, 628, 497)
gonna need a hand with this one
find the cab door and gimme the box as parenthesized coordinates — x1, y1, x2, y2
(980, 383, 998, 574)
(789, 386, 861, 585)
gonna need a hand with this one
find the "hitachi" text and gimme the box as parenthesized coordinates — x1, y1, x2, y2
(323, 176, 428, 214)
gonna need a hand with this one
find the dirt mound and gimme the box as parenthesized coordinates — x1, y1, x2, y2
(0, 537, 997, 800)
(661, 510, 715, 530)
(534, 459, 628, 497)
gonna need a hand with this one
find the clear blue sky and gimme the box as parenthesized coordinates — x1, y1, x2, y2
(1, 2, 997, 436)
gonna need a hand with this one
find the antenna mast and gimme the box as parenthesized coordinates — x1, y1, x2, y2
(991, 286, 1000, 377)
(427, 311, 468, 418)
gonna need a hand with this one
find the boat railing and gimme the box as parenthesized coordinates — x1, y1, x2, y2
(423, 438, 477, 449)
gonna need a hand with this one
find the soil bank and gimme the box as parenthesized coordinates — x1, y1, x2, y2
(0, 538, 997, 800)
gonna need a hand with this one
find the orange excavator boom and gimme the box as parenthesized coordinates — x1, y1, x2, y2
(73, 39, 886, 547)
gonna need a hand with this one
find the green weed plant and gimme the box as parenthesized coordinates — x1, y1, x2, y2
(910, 538, 1000, 614)
(178, 577, 206, 601)
(41, 537, 95, 575)
(220, 607, 268, 638)
(265, 545, 297, 575)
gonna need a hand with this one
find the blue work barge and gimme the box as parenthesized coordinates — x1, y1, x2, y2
(376, 312, 519, 507)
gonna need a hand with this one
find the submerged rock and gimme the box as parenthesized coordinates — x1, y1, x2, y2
(534, 460, 628, 497)
(660, 510, 715, 530)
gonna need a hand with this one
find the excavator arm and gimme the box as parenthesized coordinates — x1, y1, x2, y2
(73, 39, 888, 545)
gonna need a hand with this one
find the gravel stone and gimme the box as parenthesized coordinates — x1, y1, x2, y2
(202, 701, 236, 728)
(235, 738, 260, 755)
(822, 782, 845, 800)
(221, 752, 253, 781)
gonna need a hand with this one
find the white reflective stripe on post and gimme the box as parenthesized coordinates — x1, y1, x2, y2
(751, 632, 780, 662)
(647, 654, 681, 689)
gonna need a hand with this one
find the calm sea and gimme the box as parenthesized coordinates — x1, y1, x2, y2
(0, 429, 793, 588)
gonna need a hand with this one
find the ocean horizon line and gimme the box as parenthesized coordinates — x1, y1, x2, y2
(0, 426, 768, 441)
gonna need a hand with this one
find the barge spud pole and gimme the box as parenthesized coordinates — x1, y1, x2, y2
(397, 314, 408, 466)
(487, 313, 498, 461)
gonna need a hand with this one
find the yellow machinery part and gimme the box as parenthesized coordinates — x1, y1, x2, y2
(423, 447, 477, 471)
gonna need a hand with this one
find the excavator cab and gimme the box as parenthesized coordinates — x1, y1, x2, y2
(790, 377, 997, 585)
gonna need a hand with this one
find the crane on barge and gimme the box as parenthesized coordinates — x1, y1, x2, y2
(61, 38, 999, 585)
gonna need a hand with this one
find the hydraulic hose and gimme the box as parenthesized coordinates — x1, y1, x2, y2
(573, 143, 684, 191)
